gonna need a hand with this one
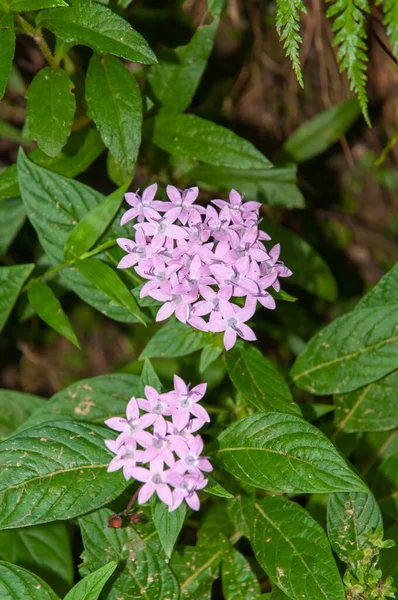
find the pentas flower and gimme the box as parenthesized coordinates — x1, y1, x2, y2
(105, 377, 212, 512)
(117, 184, 292, 350)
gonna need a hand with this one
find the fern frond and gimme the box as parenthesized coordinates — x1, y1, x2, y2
(276, 0, 307, 88)
(380, 0, 398, 59)
(327, 0, 371, 125)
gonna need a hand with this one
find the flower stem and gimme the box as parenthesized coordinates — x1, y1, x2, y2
(15, 14, 59, 69)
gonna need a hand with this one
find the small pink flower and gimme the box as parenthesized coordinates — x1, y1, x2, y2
(105, 397, 156, 446)
(121, 183, 161, 224)
(207, 298, 257, 350)
(168, 472, 208, 511)
(130, 458, 174, 507)
(164, 375, 209, 429)
(173, 435, 213, 476)
(105, 439, 145, 479)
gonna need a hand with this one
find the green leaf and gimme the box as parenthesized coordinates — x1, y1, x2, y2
(0, 264, 34, 334)
(171, 545, 224, 599)
(0, 523, 73, 594)
(222, 549, 261, 600)
(199, 343, 222, 373)
(0, 390, 45, 438)
(379, 522, 398, 582)
(290, 305, 398, 395)
(37, 3, 157, 64)
(217, 412, 367, 493)
(0, 197, 26, 256)
(276, 0, 306, 87)
(377, 450, 398, 519)
(64, 562, 117, 600)
(27, 279, 80, 348)
(64, 182, 129, 260)
(26, 67, 75, 158)
(75, 257, 145, 324)
(86, 54, 142, 174)
(381, 0, 398, 59)
(189, 165, 305, 209)
(243, 496, 345, 600)
(138, 358, 163, 395)
(0, 561, 58, 600)
(19, 373, 140, 431)
(140, 318, 210, 359)
(106, 151, 131, 186)
(0, 14, 15, 100)
(148, 1, 222, 113)
(79, 508, 180, 600)
(282, 99, 361, 162)
(261, 220, 338, 302)
(148, 113, 272, 169)
(205, 475, 234, 499)
(299, 403, 334, 422)
(334, 368, 398, 433)
(0, 164, 20, 202)
(17, 149, 136, 323)
(0, 421, 129, 529)
(225, 343, 300, 416)
(327, 491, 383, 563)
(4, 0, 67, 10)
(356, 263, 398, 310)
(152, 501, 186, 558)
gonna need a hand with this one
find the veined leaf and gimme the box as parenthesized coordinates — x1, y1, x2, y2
(0, 14, 15, 100)
(222, 549, 261, 600)
(0, 390, 45, 438)
(0, 421, 129, 529)
(334, 369, 398, 433)
(64, 182, 129, 260)
(4, 0, 67, 10)
(243, 496, 345, 600)
(0, 197, 26, 256)
(290, 305, 398, 395)
(37, 3, 157, 64)
(189, 165, 305, 209)
(205, 475, 234, 499)
(140, 318, 210, 359)
(171, 544, 225, 599)
(377, 450, 398, 519)
(0, 264, 34, 334)
(225, 343, 300, 416)
(148, 113, 272, 169)
(0, 561, 57, 600)
(64, 562, 117, 600)
(26, 67, 75, 157)
(0, 523, 73, 594)
(199, 344, 222, 373)
(327, 491, 383, 562)
(380, 522, 398, 582)
(17, 149, 138, 323)
(75, 258, 145, 324)
(79, 508, 179, 600)
(217, 412, 367, 493)
(282, 99, 361, 162)
(86, 54, 142, 174)
(27, 279, 80, 348)
(20, 373, 140, 431)
(152, 501, 186, 558)
(356, 263, 398, 310)
(138, 358, 163, 396)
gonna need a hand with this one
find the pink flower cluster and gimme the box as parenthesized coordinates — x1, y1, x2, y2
(105, 376, 212, 512)
(117, 184, 292, 350)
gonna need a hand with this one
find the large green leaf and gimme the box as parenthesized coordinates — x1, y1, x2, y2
(28, 279, 80, 348)
(0, 264, 34, 334)
(140, 318, 210, 359)
(282, 99, 361, 162)
(216, 412, 367, 493)
(4, 0, 66, 10)
(327, 491, 383, 563)
(356, 263, 398, 310)
(225, 343, 300, 415)
(86, 54, 142, 174)
(37, 3, 156, 64)
(17, 149, 137, 322)
(290, 306, 398, 395)
(0, 197, 26, 256)
(0, 421, 129, 529)
(171, 545, 225, 599)
(64, 562, 117, 600)
(64, 183, 129, 260)
(20, 373, 140, 431)
(0, 561, 58, 600)
(149, 113, 272, 169)
(377, 450, 398, 519)
(261, 220, 338, 302)
(79, 508, 180, 600)
(152, 501, 186, 559)
(334, 369, 398, 433)
(243, 496, 345, 600)
(221, 549, 261, 600)
(0, 14, 15, 100)
(0, 522, 73, 594)
(189, 165, 305, 209)
(0, 390, 45, 438)
(26, 67, 75, 158)
(148, 0, 222, 113)
(379, 522, 398, 582)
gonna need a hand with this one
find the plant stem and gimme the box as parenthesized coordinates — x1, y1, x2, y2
(15, 14, 59, 69)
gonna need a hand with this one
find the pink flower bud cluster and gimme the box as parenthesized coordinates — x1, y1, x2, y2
(117, 184, 292, 350)
(105, 376, 212, 512)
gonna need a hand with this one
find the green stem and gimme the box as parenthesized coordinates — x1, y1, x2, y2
(15, 14, 59, 69)
(374, 130, 398, 167)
